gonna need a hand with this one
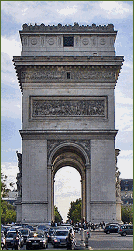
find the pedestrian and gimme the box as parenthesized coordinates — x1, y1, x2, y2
(67, 229, 74, 250)
(12, 230, 20, 250)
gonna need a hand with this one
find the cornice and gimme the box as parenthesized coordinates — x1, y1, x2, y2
(13, 55, 124, 64)
(20, 23, 117, 34)
(12, 56, 124, 93)
(19, 130, 118, 139)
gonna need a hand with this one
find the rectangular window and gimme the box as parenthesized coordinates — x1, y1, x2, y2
(67, 72, 71, 79)
(63, 36, 74, 47)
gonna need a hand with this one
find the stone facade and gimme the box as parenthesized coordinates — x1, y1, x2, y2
(13, 23, 124, 224)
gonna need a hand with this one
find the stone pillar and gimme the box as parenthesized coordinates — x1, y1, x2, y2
(47, 164, 52, 222)
(85, 164, 91, 222)
(82, 174, 86, 220)
(90, 139, 116, 222)
(80, 179, 83, 220)
(21, 138, 48, 224)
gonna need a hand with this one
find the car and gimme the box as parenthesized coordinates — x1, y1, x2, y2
(52, 229, 69, 248)
(5, 230, 23, 249)
(19, 228, 31, 243)
(118, 224, 133, 236)
(26, 231, 48, 249)
(1, 231, 5, 250)
(2, 225, 12, 236)
(104, 224, 120, 234)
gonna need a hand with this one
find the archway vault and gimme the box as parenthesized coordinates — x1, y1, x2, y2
(48, 142, 90, 221)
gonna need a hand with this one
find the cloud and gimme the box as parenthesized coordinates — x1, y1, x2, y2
(54, 167, 81, 220)
(57, 5, 77, 16)
(119, 150, 133, 159)
(1, 97, 22, 119)
(54, 166, 81, 194)
(118, 157, 133, 179)
(1, 162, 19, 189)
(1, 36, 21, 59)
(100, 1, 133, 18)
(115, 106, 133, 131)
(1, 1, 133, 27)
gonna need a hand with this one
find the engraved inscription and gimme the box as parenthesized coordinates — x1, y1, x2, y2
(21, 68, 115, 83)
(31, 98, 106, 117)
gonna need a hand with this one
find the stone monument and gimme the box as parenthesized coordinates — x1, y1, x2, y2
(13, 23, 124, 224)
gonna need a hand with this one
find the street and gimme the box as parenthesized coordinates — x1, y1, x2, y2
(83, 231, 133, 250)
(6, 231, 133, 250)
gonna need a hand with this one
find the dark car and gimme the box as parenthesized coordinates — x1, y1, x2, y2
(104, 224, 120, 234)
(118, 224, 133, 236)
(5, 230, 23, 249)
(26, 231, 48, 249)
(52, 229, 69, 248)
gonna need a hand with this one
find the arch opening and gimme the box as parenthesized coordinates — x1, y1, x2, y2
(54, 166, 81, 222)
(50, 143, 88, 222)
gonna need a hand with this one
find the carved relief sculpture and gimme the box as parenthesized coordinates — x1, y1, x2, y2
(16, 151, 22, 197)
(115, 149, 121, 198)
(31, 98, 106, 118)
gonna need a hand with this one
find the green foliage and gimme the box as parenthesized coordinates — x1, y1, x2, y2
(1, 173, 10, 198)
(1, 200, 16, 224)
(67, 198, 81, 223)
(121, 205, 133, 223)
(1, 173, 16, 224)
(54, 206, 63, 223)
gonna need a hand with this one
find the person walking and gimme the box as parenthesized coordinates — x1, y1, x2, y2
(67, 229, 74, 250)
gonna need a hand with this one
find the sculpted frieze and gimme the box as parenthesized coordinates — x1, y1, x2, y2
(31, 97, 106, 117)
(21, 67, 115, 83)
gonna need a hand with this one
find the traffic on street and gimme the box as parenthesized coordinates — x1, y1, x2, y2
(1, 222, 133, 250)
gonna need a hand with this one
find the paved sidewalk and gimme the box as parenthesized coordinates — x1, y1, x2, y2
(74, 232, 93, 250)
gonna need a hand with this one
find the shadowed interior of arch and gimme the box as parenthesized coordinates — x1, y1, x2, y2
(54, 166, 81, 222)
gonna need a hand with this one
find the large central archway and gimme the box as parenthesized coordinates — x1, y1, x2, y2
(48, 142, 90, 221)
(54, 166, 81, 222)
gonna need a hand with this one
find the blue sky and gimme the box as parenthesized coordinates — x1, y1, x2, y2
(1, 1, 133, 221)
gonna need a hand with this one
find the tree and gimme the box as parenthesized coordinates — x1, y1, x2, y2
(1, 201, 16, 224)
(121, 205, 133, 223)
(1, 173, 10, 198)
(67, 198, 81, 224)
(54, 206, 63, 223)
(1, 173, 16, 224)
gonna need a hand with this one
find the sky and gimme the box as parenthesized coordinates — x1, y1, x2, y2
(1, 1, 133, 221)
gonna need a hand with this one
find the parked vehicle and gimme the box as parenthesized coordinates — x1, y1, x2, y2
(52, 229, 69, 248)
(1, 231, 5, 250)
(118, 224, 133, 236)
(26, 231, 48, 249)
(19, 228, 31, 243)
(2, 225, 12, 237)
(104, 224, 120, 234)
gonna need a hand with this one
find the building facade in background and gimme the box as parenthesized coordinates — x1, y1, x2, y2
(120, 179, 133, 205)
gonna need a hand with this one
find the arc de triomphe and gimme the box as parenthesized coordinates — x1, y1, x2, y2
(13, 23, 123, 224)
